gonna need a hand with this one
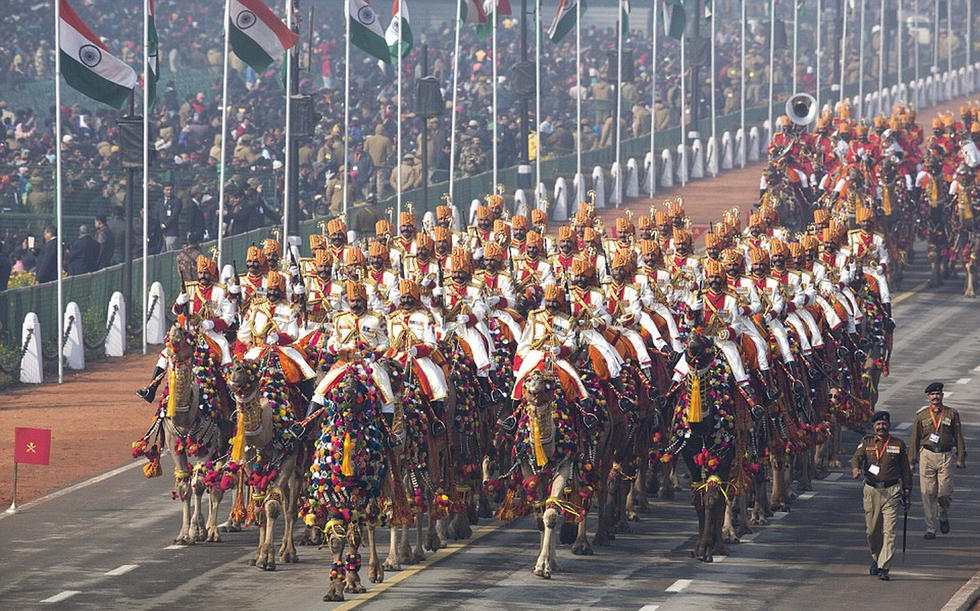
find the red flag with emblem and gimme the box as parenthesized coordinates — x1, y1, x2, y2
(14, 427, 52, 465)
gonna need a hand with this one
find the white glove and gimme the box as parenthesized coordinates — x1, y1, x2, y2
(422, 276, 436, 288)
(407, 346, 418, 357)
(763, 311, 773, 323)
(457, 314, 471, 325)
(200, 319, 215, 331)
(228, 283, 241, 295)
(473, 247, 485, 260)
(176, 292, 189, 305)
(488, 295, 501, 307)
(690, 298, 704, 311)
(266, 332, 279, 345)
(293, 284, 305, 295)
(431, 287, 444, 297)
(549, 345, 562, 358)
(876, 264, 885, 275)
(288, 265, 299, 277)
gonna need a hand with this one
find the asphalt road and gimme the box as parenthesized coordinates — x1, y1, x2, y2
(1, 258, 978, 611)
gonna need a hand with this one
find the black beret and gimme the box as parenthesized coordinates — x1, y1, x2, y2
(925, 382, 944, 394)
(870, 411, 890, 423)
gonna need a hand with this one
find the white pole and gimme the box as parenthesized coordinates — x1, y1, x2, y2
(449, 0, 462, 204)
(492, 1, 498, 187)
(142, 0, 150, 356)
(397, 0, 403, 228)
(55, 0, 64, 384)
(615, 0, 623, 200)
(840, 0, 848, 107)
(218, 0, 231, 269)
(878, 0, 885, 113)
(816, 0, 821, 109)
(768, 0, 775, 136)
(535, 0, 542, 203)
(914, 0, 920, 84)
(896, 0, 901, 87)
(343, 0, 351, 214)
(680, 30, 687, 186)
(858, 0, 865, 118)
(649, 0, 657, 195)
(792, 0, 798, 93)
(933, 0, 938, 75)
(576, 0, 582, 179)
(283, 0, 291, 259)
(740, 0, 746, 167)
(946, 0, 952, 75)
(710, 0, 716, 176)
(969, 0, 973, 67)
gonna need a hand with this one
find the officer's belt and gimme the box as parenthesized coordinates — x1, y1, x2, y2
(921, 445, 952, 454)
(865, 479, 899, 489)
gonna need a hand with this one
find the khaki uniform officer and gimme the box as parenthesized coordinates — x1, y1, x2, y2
(910, 382, 967, 539)
(851, 410, 913, 581)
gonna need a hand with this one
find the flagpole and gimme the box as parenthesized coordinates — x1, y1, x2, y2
(218, 0, 231, 270)
(492, 0, 498, 188)
(397, 0, 403, 229)
(816, 0, 821, 110)
(914, 0, 919, 86)
(615, 0, 623, 203)
(767, 0, 775, 140)
(343, 0, 351, 215)
(680, 29, 686, 186)
(877, 0, 884, 115)
(575, 0, 582, 182)
(449, 0, 462, 205)
(945, 0, 951, 77)
(709, 0, 716, 176)
(55, 0, 64, 384)
(858, 0, 864, 119)
(5, 463, 17, 514)
(142, 0, 150, 356)
(535, 0, 542, 206)
(840, 0, 848, 108)
(283, 0, 292, 263)
(649, 0, 657, 196)
(897, 0, 903, 87)
(792, 0, 798, 93)
(740, 0, 746, 167)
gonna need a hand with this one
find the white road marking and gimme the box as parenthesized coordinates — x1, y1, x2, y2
(740, 532, 759, 542)
(941, 568, 980, 610)
(666, 579, 692, 592)
(772, 511, 789, 520)
(105, 564, 139, 576)
(164, 544, 185, 550)
(972, 365, 980, 372)
(798, 492, 816, 500)
(713, 555, 727, 562)
(895, 421, 912, 431)
(638, 605, 661, 611)
(824, 472, 843, 481)
(41, 591, 81, 604)
(944, 391, 955, 399)
(956, 377, 971, 385)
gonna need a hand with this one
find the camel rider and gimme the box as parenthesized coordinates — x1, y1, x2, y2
(748, 247, 801, 381)
(386, 279, 451, 434)
(530, 209, 556, 256)
(739, 213, 770, 269)
(435, 204, 462, 247)
(433, 249, 503, 402)
(238, 245, 271, 308)
(795, 236, 846, 341)
(236, 270, 317, 403)
(635, 239, 683, 353)
(514, 230, 555, 308)
(311, 281, 400, 436)
(510, 215, 530, 262)
(407, 234, 441, 302)
(636, 215, 654, 241)
(480, 242, 523, 344)
(683, 259, 753, 390)
(325, 217, 355, 276)
(491, 219, 513, 268)
(605, 250, 656, 382)
(654, 211, 673, 255)
(848, 206, 894, 326)
(136, 255, 235, 402)
(365, 240, 399, 313)
(608, 216, 639, 263)
(392, 210, 419, 273)
(338, 246, 367, 286)
(949, 164, 980, 228)
(579, 227, 610, 284)
(770, 239, 822, 358)
(513, 285, 589, 404)
(818, 226, 863, 334)
(722, 248, 776, 391)
(550, 226, 578, 286)
(667, 229, 702, 306)
(469, 205, 494, 253)
(299, 249, 343, 346)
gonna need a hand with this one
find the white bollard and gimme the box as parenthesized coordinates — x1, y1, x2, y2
(735, 128, 745, 167)
(19, 312, 43, 384)
(748, 126, 760, 162)
(721, 132, 733, 170)
(468, 198, 482, 225)
(220, 264, 235, 286)
(552, 177, 569, 221)
(706, 136, 719, 176)
(660, 149, 674, 188)
(762, 119, 772, 146)
(146, 281, 167, 345)
(675, 143, 688, 185)
(63, 302, 85, 371)
(690, 139, 704, 179)
(573, 172, 586, 205)
(591, 166, 606, 209)
(864, 94, 874, 121)
(535, 182, 548, 210)
(347, 229, 358, 245)
(644, 151, 656, 195)
(609, 161, 623, 207)
(514, 189, 528, 217)
(105, 291, 127, 358)
(625, 158, 639, 198)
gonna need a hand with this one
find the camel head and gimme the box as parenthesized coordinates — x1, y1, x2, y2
(339, 368, 370, 416)
(228, 359, 261, 400)
(685, 330, 715, 370)
(166, 323, 196, 362)
(524, 369, 556, 407)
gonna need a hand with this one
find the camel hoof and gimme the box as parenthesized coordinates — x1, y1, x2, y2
(627, 511, 641, 522)
(724, 535, 740, 544)
(572, 539, 595, 556)
(369, 563, 384, 584)
(264, 563, 276, 572)
(323, 592, 344, 602)
(735, 524, 752, 537)
(383, 557, 402, 572)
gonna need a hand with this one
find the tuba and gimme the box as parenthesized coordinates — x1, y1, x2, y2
(785, 93, 817, 127)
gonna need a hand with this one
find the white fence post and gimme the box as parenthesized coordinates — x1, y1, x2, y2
(675, 143, 688, 185)
(748, 126, 761, 162)
(513, 189, 528, 217)
(609, 161, 623, 207)
(552, 177, 569, 221)
(660, 149, 674, 188)
(591, 166, 606, 209)
(63, 302, 85, 370)
(721, 132, 733, 170)
(762, 119, 772, 147)
(690, 138, 705, 179)
(146, 281, 167, 345)
(535, 182, 548, 211)
(625, 158, 639, 198)
(19, 312, 43, 384)
(706, 136, 718, 176)
(573, 172, 586, 205)
(105, 291, 127, 358)
(644, 151, 656, 196)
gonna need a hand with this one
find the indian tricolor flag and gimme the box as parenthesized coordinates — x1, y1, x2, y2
(59, 0, 137, 109)
(147, 0, 159, 110)
(385, 0, 413, 64)
(548, 0, 586, 43)
(349, 0, 391, 64)
(229, 0, 299, 73)
(460, 0, 487, 24)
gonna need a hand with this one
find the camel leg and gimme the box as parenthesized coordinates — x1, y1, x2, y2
(191, 473, 207, 542)
(344, 523, 367, 593)
(965, 265, 976, 298)
(632, 469, 651, 514)
(427, 515, 446, 551)
(277, 473, 299, 563)
(257, 493, 282, 571)
(174, 477, 194, 545)
(735, 490, 752, 536)
(322, 528, 346, 602)
(709, 488, 727, 556)
(750, 471, 769, 525)
(412, 516, 425, 563)
(367, 522, 384, 584)
(383, 523, 402, 571)
(534, 507, 561, 578)
(571, 510, 595, 555)
(722, 499, 739, 544)
(206, 487, 224, 542)
(693, 490, 710, 561)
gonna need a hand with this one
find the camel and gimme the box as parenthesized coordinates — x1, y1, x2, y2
(227, 359, 301, 571)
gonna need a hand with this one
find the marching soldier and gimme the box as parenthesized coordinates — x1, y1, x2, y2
(910, 382, 967, 539)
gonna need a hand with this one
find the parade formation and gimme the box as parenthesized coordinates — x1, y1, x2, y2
(125, 96, 978, 602)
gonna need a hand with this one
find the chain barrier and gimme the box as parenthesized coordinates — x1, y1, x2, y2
(0, 326, 35, 376)
(84, 304, 119, 351)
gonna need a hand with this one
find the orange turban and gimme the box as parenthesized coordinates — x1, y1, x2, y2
(673, 229, 692, 245)
(615, 217, 634, 234)
(931, 117, 942, 129)
(557, 226, 575, 240)
(246, 246, 267, 265)
(416, 233, 434, 251)
(436, 205, 453, 221)
(346, 281, 367, 301)
(433, 226, 450, 242)
(571, 257, 593, 277)
(526, 230, 544, 247)
(314, 249, 333, 267)
(266, 271, 286, 291)
(819, 228, 837, 244)
(721, 248, 742, 266)
(788, 242, 804, 258)
(309, 233, 326, 251)
(748, 213, 763, 227)
(654, 211, 668, 226)
(399, 279, 421, 300)
(450, 251, 473, 274)
(544, 285, 565, 302)
(531, 209, 547, 224)
(582, 227, 598, 243)
(800, 235, 818, 250)
(749, 247, 770, 265)
(327, 218, 347, 235)
(855, 206, 875, 223)
(704, 232, 721, 248)
(611, 250, 632, 270)
(493, 219, 510, 239)
(475, 205, 491, 220)
(770, 239, 789, 257)
(639, 239, 661, 257)
(262, 238, 281, 261)
(399, 210, 417, 226)
(637, 215, 652, 229)
(375, 219, 392, 236)
(703, 258, 726, 280)
(813, 209, 830, 224)
(345, 248, 366, 266)
(511, 215, 529, 229)
(196, 255, 217, 276)
(368, 241, 389, 258)
(484, 242, 504, 261)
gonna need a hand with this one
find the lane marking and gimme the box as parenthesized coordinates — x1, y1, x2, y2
(639, 606, 661, 611)
(945, 391, 955, 399)
(164, 544, 185, 550)
(973, 365, 980, 372)
(740, 532, 759, 542)
(713, 555, 727, 562)
(956, 377, 971, 385)
(941, 568, 980, 611)
(798, 492, 816, 500)
(824, 472, 843, 481)
(105, 564, 139, 576)
(772, 511, 789, 520)
(895, 422, 912, 431)
(891, 279, 929, 305)
(41, 591, 81, 604)
(666, 579, 692, 592)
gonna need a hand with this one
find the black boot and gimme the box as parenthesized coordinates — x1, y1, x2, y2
(430, 401, 447, 435)
(611, 377, 635, 412)
(478, 376, 506, 404)
(298, 378, 316, 405)
(500, 399, 519, 432)
(883, 303, 896, 331)
(136, 367, 165, 403)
